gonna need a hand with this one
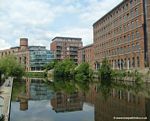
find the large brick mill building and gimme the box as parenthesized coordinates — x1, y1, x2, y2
(93, 0, 150, 70)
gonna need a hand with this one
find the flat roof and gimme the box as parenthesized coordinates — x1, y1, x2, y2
(93, 0, 125, 26)
(52, 36, 82, 41)
(79, 43, 93, 50)
(10, 46, 19, 49)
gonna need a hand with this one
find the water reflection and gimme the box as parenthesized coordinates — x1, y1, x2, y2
(51, 92, 83, 113)
(10, 78, 150, 121)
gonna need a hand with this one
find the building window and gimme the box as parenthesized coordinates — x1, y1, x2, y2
(128, 23, 130, 30)
(128, 45, 130, 52)
(124, 58, 127, 67)
(132, 57, 135, 67)
(136, 19, 138, 27)
(136, 42, 140, 50)
(136, 31, 140, 38)
(124, 25, 126, 31)
(131, 10, 134, 18)
(128, 58, 131, 68)
(130, 0, 133, 7)
(131, 21, 134, 29)
(124, 35, 126, 41)
(137, 56, 140, 67)
(132, 43, 134, 51)
(132, 32, 134, 40)
(135, 8, 138, 16)
(128, 34, 130, 41)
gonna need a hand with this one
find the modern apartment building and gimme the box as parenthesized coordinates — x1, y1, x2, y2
(78, 44, 94, 69)
(50, 37, 82, 63)
(93, 0, 150, 69)
(0, 38, 54, 71)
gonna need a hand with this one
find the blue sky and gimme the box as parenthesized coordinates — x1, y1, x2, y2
(0, 0, 123, 50)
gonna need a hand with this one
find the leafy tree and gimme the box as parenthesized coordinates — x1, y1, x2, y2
(75, 62, 93, 82)
(0, 55, 25, 78)
(54, 59, 76, 79)
(44, 60, 58, 71)
(98, 58, 112, 82)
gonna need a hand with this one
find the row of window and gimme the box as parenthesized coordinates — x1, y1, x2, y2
(95, 14, 139, 41)
(111, 90, 140, 104)
(95, 42, 140, 57)
(110, 56, 140, 68)
(96, 30, 140, 50)
(95, 18, 140, 42)
(95, 0, 141, 27)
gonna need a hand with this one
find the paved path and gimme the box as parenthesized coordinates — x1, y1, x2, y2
(0, 77, 13, 121)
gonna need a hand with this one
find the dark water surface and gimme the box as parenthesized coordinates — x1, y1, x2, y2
(10, 78, 150, 121)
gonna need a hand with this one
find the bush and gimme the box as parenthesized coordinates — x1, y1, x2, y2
(54, 59, 76, 79)
(75, 62, 93, 82)
(0, 55, 25, 78)
(98, 58, 113, 81)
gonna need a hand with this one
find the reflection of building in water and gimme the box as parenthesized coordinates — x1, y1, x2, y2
(145, 98, 150, 121)
(84, 84, 97, 105)
(20, 99, 28, 111)
(24, 78, 54, 100)
(29, 79, 54, 100)
(51, 92, 84, 112)
(95, 89, 147, 121)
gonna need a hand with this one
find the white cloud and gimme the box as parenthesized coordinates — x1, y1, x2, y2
(0, 0, 123, 50)
(0, 39, 11, 50)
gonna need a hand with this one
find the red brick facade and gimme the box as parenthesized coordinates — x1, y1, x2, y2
(78, 44, 95, 69)
(93, 0, 149, 70)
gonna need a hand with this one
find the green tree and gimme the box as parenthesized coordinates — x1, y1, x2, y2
(44, 60, 58, 71)
(98, 58, 112, 82)
(54, 59, 76, 79)
(75, 62, 93, 82)
(0, 55, 25, 78)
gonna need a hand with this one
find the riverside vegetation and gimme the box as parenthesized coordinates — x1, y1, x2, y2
(0, 55, 25, 85)
(45, 58, 144, 84)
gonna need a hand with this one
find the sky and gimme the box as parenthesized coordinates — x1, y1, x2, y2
(0, 0, 123, 50)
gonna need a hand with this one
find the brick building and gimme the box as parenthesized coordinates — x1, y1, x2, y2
(0, 38, 54, 71)
(93, 0, 150, 70)
(50, 37, 82, 63)
(78, 44, 95, 69)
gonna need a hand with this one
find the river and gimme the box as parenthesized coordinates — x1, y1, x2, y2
(10, 78, 150, 121)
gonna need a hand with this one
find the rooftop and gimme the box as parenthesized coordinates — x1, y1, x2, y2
(78, 44, 93, 50)
(52, 36, 82, 41)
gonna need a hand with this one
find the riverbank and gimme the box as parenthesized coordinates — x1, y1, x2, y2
(0, 77, 13, 121)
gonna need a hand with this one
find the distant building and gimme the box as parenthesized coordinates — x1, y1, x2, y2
(29, 46, 54, 71)
(0, 38, 54, 71)
(78, 44, 94, 69)
(50, 37, 82, 63)
(93, 0, 150, 69)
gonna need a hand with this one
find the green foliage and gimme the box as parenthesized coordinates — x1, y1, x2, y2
(112, 70, 127, 81)
(98, 58, 113, 81)
(134, 70, 143, 84)
(44, 60, 58, 71)
(25, 71, 47, 78)
(75, 62, 93, 82)
(54, 59, 76, 79)
(0, 55, 25, 78)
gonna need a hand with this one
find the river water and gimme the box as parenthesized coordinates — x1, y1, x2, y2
(10, 78, 150, 121)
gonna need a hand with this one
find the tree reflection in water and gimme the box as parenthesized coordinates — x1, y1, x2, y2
(10, 77, 150, 121)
